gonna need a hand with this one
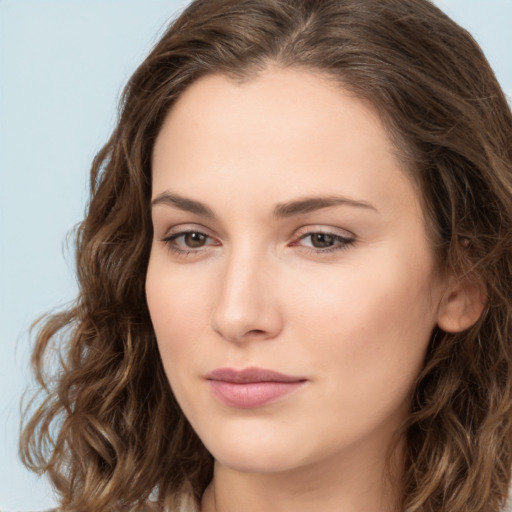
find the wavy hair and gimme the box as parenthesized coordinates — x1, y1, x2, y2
(20, 0, 512, 511)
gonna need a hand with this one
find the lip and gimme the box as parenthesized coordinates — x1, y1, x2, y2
(205, 367, 307, 408)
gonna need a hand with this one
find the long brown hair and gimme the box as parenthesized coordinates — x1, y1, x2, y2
(21, 1, 512, 511)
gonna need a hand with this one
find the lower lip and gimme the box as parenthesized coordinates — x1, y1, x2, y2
(208, 380, 305, 408)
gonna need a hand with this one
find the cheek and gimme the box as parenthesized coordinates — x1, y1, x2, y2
(145, 254, 215, 372)
(290, 254, 435, 337)
(284, 248, 437, 396)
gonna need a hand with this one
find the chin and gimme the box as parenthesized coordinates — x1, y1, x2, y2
(194, 418, 312, 474)
(206, 432, 353, 478)
(212, 445, 309, 475)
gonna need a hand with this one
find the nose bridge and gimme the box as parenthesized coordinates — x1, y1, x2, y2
(210, 241, 281, 342)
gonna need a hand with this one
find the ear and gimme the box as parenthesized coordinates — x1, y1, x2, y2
(437, 276, 487, 333)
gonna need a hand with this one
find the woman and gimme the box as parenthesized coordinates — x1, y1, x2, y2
(20, 0, 512, 511)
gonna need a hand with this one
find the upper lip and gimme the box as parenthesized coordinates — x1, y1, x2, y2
(206, 367, 306, 383)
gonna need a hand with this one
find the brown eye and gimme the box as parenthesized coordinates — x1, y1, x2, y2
(183, 232, 208, 248)
(309, 233, 336, 248)
(295, 231, 355, 253)
(163, 230, 217, 254)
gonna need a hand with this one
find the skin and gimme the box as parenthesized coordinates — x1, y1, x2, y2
(146, 66, 466, 512)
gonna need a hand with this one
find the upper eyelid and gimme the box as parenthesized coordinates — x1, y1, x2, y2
(162, 223, 216, 238)
(292, 232, 354, 247)
(159, 223, 356, 241)
(163, 230, 219, 247)
(294, 225, 355, 239)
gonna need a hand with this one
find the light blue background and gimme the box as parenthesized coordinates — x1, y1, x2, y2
(0, 1, 511, 510)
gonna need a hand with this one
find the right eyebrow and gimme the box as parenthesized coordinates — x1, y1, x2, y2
(151, 192, 216, 218)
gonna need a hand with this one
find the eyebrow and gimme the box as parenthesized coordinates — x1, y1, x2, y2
(151, 192, 215, 218)
(273, 195, 377, 218)
(151, 192, 377, 218)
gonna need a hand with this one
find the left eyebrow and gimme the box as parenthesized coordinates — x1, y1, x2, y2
(273, 195, 378, 218)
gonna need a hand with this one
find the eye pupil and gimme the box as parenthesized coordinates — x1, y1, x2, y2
(185, 232, 207, 247)
(311, 233, 335, 248)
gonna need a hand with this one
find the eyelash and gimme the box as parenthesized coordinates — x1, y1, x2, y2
(162, 230, 218, 257)
(292, 231, 355, 254)
(161, 229, 355, 257)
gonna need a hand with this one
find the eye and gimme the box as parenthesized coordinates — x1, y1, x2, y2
(162, 229, 219, 255)
(304, 233, 340, 249)
(293, 230, 355, 253)
(176, 231, 209, 248)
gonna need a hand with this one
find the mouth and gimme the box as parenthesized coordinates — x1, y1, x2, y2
(205, 367, 307, 408)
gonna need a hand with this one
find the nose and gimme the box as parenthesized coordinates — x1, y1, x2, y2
(210, 248, 283, 343)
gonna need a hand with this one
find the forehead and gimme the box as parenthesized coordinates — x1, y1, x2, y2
(151, 67, 420, 222)
(154, 67, 392, 162)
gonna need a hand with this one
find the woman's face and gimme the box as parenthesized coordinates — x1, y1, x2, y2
(146, 67, 447, 475)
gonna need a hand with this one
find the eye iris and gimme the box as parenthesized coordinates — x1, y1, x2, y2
(311, 233, 335, 248)
(184, 232, 207, 248)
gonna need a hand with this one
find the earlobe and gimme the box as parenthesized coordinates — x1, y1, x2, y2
(436, 277, 487, 333)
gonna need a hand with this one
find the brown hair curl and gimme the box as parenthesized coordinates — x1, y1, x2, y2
(21, 1, 512, 511)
